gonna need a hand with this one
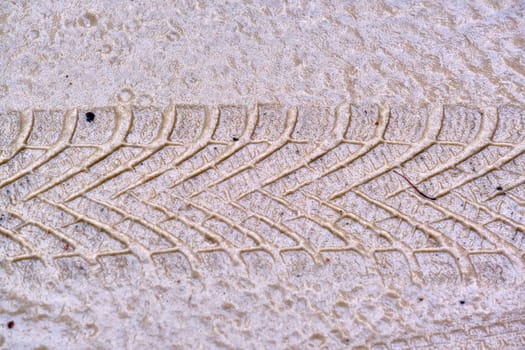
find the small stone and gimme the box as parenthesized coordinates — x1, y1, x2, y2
(85, 112, 95, 122)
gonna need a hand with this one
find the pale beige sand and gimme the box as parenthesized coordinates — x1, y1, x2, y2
(1, 1, 524, 110)
(0, 1, 525, 349)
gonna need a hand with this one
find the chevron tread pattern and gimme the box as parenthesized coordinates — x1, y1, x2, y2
(2, 104, 525, 348)
(0, 104, 524, 291)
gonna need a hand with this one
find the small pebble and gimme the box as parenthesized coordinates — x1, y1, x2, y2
(85, 112, 95, 122)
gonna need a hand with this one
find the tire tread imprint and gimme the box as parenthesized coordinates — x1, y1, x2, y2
(0, 104, 524, 288)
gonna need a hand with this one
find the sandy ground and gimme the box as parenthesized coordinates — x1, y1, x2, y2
(1, 1, 525, 349)
(1, 1, 524, 110)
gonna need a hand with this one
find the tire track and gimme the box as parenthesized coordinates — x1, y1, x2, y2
(0, 104, 523, 288)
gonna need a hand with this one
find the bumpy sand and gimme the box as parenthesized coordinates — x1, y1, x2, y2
(1, 1, 524, 349)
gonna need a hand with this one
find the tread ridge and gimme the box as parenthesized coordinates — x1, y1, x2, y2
(0, 110, 32, 165)
(0, 109, 78, 188)
(24, 107, 133, 200)
(62, 105, 178, 202)
(282, 105, 387, 196)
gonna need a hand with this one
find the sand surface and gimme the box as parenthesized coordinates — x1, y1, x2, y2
(0, 1, 525, 349)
